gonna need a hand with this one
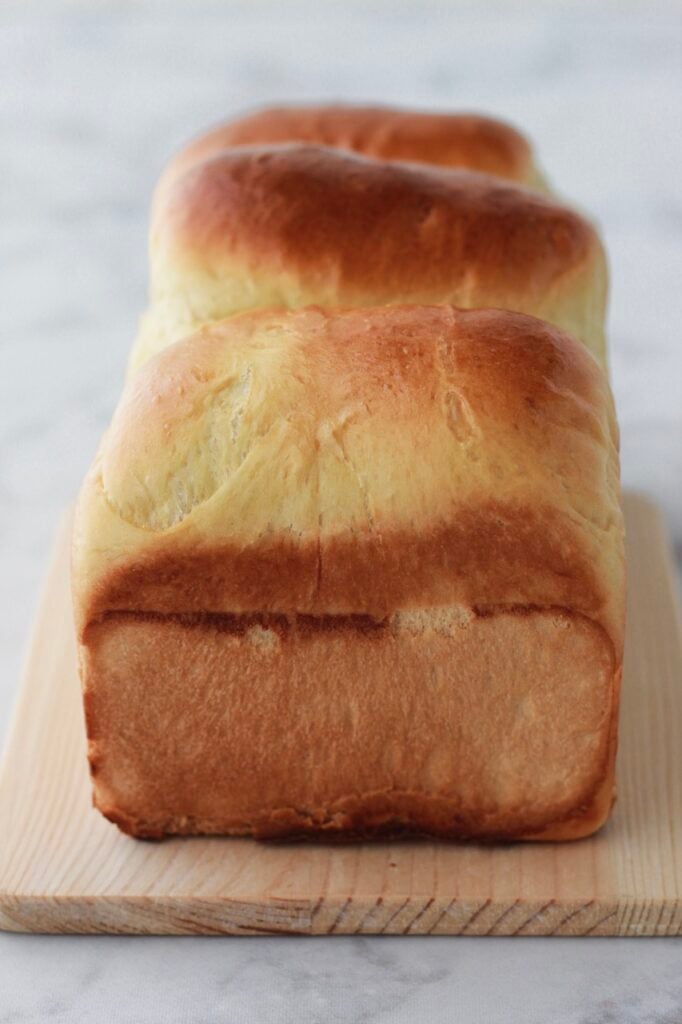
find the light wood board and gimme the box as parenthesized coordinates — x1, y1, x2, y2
(0, 493, 681, 936)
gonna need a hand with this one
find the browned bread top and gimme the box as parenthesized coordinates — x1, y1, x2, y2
(130, 146, 606, 372)
(162, 104, 545, 188)
(75, 304, 624, 658)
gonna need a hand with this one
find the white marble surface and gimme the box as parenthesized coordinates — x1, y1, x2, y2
(1, 1, 681, 1020)
(2, 934, 682, 1023)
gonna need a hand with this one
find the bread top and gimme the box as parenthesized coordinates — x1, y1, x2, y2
(162, 104, 546, 189)
(130, 145, 607, 373)
(75, 305, 624, 657)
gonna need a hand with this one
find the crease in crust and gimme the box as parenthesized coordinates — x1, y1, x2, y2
(80, 601, 619, 700)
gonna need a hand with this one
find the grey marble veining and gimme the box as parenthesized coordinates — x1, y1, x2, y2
(2, 934, 682, 1023)
(1, 2, 681, 1021)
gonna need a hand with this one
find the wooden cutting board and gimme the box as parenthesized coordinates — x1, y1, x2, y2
(0, 493, 681, 936)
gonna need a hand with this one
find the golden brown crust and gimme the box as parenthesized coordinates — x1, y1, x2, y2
(130, 146, 606, 372)
(166, 149, 582, 294)
(162, 104, 542, 187)
(75, 306, 624, 651)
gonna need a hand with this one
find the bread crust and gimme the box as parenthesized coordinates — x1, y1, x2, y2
(76, 306, 623, 646)
(74, 305, 625, 842)
(130, 146, 606, 372)
(161, 104, 543, 188)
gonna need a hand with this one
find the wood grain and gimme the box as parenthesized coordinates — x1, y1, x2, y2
(0, 493, 680, 936)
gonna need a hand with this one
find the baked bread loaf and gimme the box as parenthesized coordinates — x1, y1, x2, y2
(129, 144, 607, 373)
(161, 104, 548, 189)
(74, 305, 625, 841)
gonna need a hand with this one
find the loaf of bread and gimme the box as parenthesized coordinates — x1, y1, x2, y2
(74, 305, 625, 841)
(161, 104, 548, 189)
(129, 144, 607, 373)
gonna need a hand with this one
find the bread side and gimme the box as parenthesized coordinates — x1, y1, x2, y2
(83, 607, 618, 841)
(129, 147, 606, 372)
(74, 306, 625, 841)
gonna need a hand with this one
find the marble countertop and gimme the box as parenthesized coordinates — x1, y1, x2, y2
(1, 1, 681, 1020)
